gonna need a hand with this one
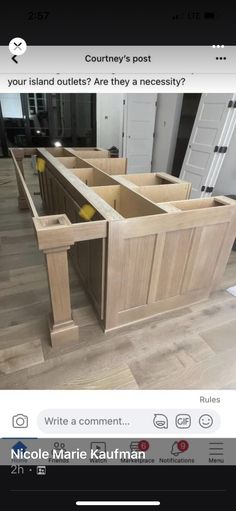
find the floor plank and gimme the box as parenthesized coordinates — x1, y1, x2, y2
(0, 339, 44, 375)
(200, 319, 236, 353)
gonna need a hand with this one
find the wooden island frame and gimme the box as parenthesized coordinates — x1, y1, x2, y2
(11, 147, 236, 347)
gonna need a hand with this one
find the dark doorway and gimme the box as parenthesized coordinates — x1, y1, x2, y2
(172, 93, 201, 177)
(46, 94, 96, 147)
(0, 93, 97, 156)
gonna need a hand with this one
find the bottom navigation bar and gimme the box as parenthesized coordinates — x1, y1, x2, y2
(1, 438, 234, 465)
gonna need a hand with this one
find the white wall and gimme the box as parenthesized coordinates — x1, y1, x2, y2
(96, 94, 123, 153)
(214, 125, 236, 196)
(0, 93, 23, 118)
(152, 94, 183, 173)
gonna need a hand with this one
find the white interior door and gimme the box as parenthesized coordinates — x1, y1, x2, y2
(123, 94, 157, 173)
(204, 103, 236, 195)
(96, 94, 123, 153)
(180, 94, 235, 197)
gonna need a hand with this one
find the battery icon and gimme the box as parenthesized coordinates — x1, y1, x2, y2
(204, 12, 215, 19)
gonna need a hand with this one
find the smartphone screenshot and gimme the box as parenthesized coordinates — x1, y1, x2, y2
(0, 7, 236, 509)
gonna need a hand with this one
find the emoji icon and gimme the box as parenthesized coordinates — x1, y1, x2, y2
(199, 414, 213, 429)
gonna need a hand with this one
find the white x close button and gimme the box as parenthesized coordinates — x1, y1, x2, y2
(9, 37, 27, 55)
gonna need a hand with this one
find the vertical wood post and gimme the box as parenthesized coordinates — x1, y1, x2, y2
(105, 220, 123, 331)
(13, 148, 29, 210)
(33, 215, 79, 346)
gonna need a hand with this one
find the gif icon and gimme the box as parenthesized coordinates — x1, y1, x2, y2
(176, 414, 191, 429)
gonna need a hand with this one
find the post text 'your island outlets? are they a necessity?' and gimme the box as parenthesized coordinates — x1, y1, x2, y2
(9, 77, 185, 88)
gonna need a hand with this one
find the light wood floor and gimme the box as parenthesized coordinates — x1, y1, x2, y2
(1, 157, 236, 390)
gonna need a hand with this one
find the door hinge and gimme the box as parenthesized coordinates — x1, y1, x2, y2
(153, 132, 155, 138)
(234, 101, 236, 108)
(215, 145, 228, 153)
(228, 100, 233, 107)
(206, 186, 214, 193)
(155, 101, 157, 107)
(122, 132, 124, 137)
(201, 185, 205, 192)
(123, 99, 125, 105)
(219, 146, 228, 153)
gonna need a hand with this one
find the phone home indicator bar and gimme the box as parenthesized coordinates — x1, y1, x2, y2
(75, 502, 160, 507)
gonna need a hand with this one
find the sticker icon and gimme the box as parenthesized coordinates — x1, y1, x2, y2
(153, 414, 168, 429)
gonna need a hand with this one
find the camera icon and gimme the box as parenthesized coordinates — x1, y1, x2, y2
(12, 414, 28, 428)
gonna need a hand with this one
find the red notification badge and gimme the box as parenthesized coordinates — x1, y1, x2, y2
(138, 440, 150, 451)
(177, 440, 189, 452)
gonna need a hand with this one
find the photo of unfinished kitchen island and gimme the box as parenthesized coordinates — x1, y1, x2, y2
(1, 92, 236, 390)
